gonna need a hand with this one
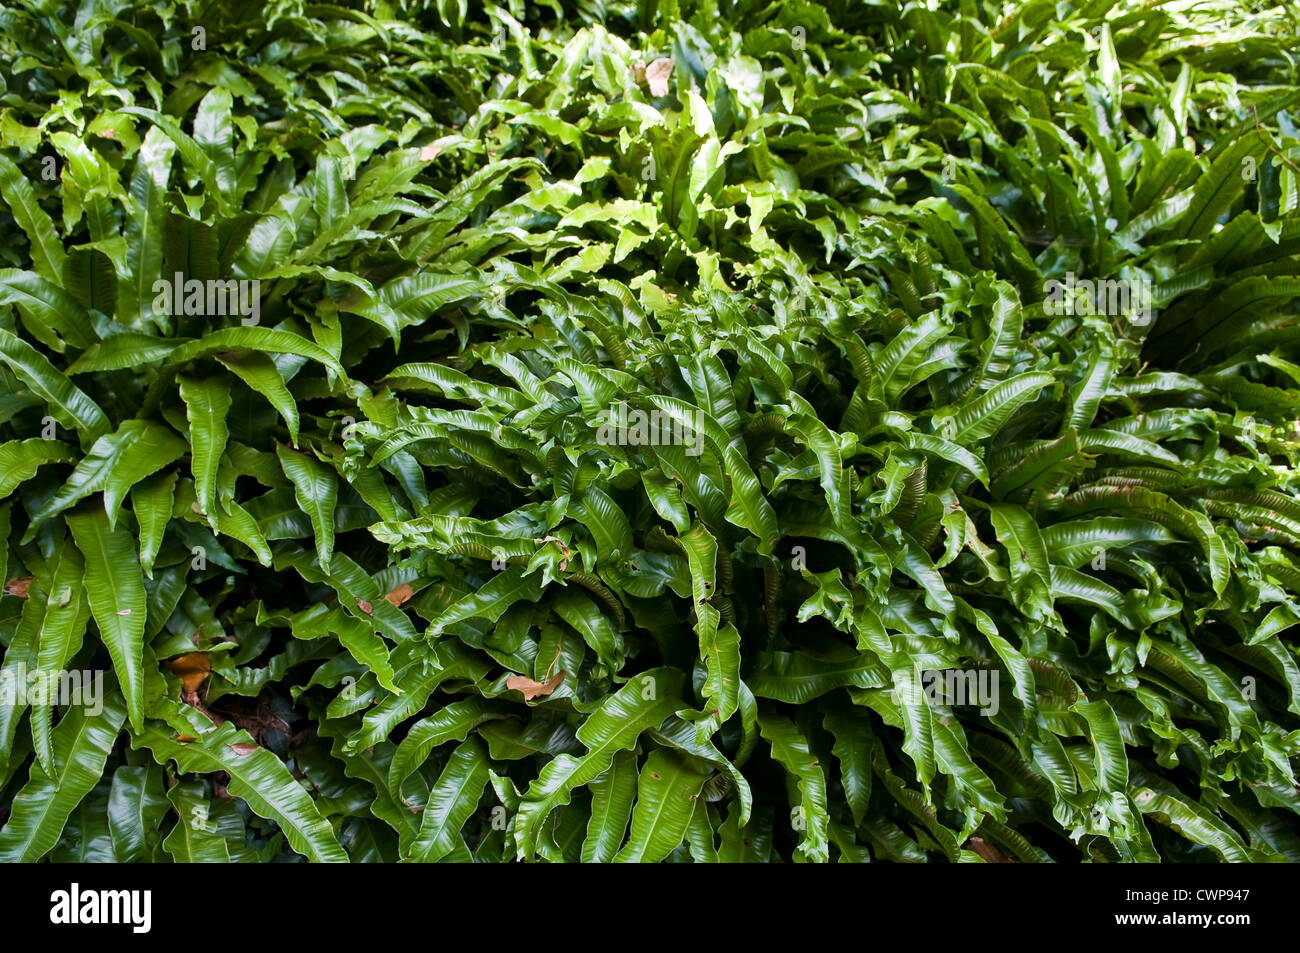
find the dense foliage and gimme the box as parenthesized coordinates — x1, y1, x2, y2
(2, 0, 1300, 862)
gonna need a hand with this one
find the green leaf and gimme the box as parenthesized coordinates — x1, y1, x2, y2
(825, 710, 873, 826)
(749, 651, 890, 703)
(218, 351, 300, 445)
(107, 764, 169, 863)
(0, 327, 111, 446)
(429, 567, 546, 636)
(1041, 517, 1176, 569)
(330, 609, 398, 693)
(0, 439, 75, 499)
(124, 126, 177, 330)
(28, 537, 90, 779)
(0, 688, 127, 862)
(0, 269, 95, 352)
(514, 668, 684, 858)
(406, 737, 490, 862)
(165, 327, 345, 378)
(179, 375, 232, 523)
(0, 155, 66, 283)
(758, 713, 829, 862)
(989, 504, 1056, 622)
(949, 373, 1055, 445)
(1074, 699, 1128, 793)
(276, 444, 338, 568)
(1133, 788, 1251, 862)
(1177, 136, 1268, 241)
(611, 749, 711, 863)
(136, 710, 347, 863)
(66, 333, 180, 374)
(24, 420, 187, 535)
(1066, 351, 1114, 431)
(63, 248, 117, 318)
(582, 748, 639, 862)
(162, 779, 237, 862)
(388, 698, 502, 799)
(131, 470, 177, 578)
(67, 509, 148, 732)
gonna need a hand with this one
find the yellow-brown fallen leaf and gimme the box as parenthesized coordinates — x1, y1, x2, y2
(507, 647, 565, 700)
(4, 577, 32, 598)
(968, 836, 1015, 863)
(357, 598, 374, 615)
(175, 734, 198, 743)
(166, 653, 211, 693)
(228, 742, 259, 756)
(506, 669, 566, 700)
(385, 582, 414, 607)
(633, 57, 673, 96)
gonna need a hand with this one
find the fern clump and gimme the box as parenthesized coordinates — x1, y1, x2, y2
(1, 0, 1299, 862)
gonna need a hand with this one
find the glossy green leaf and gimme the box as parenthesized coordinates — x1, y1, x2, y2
(67, 509, 147, 732)
(179, 375, 231, 523)
(406, 737, 490, 862)
(277, 444, 338, 568)
(136, 712, 347, 863)
(611, 749, 710, 863)
(0, 689, 127, 862)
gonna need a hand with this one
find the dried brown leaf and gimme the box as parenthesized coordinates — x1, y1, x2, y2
(645, 57, 673, 96)
(4, 577, 32, 598)
(166, 653, 212, 693)
(385, 582, 414, 607)
(506, 669, 565, 701)
(968, 836, 1016, 863)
